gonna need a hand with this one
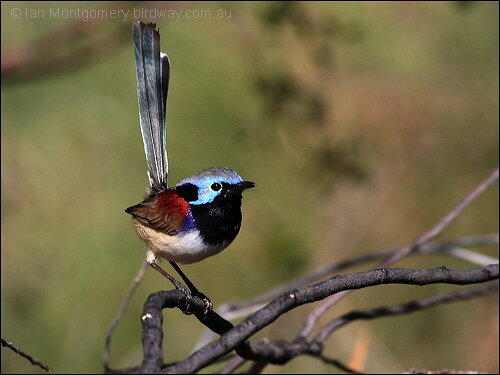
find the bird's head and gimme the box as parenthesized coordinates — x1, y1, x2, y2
(175, 167, 256, 205)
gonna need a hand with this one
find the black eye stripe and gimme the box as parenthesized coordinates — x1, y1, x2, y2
(176, 183, 199, 202)
(211, 182, 222, 191)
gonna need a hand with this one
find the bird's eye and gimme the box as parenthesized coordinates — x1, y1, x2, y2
(211, 182, 222, 191)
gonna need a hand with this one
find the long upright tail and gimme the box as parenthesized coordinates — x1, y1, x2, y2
(132, 22, 170, 193)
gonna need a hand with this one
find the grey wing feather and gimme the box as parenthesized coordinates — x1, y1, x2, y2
(132, 22, 169, 192)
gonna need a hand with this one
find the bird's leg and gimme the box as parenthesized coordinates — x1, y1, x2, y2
(169, 261, 213, 314)
(147, 262, 189, 293)
(146, 251, 194, 314)
(168, 262, 200, 294)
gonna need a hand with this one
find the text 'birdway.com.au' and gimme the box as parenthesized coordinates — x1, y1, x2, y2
(9, 7, 232, 23)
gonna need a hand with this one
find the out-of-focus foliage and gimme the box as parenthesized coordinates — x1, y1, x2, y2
(1, 2, 498, 373)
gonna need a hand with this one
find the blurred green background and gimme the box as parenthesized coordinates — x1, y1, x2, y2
(1, 1, 498, 373)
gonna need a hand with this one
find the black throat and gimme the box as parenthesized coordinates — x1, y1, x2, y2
(190, 194, 243, 247)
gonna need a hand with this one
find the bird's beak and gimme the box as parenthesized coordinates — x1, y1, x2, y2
(237, 181, 256, 190)
(225, 181, 256, 198)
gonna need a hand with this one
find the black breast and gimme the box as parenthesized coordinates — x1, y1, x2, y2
(190, 195, 242, 247)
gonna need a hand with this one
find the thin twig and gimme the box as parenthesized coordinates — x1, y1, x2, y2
(104, 261, 147, 371)
(297, 168, 499, 340)
(313, 281, 499, 344)
(1, 338, 52, 372)
(380, 168, 499, 267)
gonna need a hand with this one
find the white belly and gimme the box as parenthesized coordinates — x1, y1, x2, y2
(133, 220, 228, 264)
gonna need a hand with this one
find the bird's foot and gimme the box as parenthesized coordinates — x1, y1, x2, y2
(191, 290, 213, 317)
(173, 283, 195, 315)
(174, 285, 213, 316)
(173, 286, 212, 316)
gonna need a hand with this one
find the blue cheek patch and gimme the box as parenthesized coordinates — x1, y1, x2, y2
(189, 187, 220, 205)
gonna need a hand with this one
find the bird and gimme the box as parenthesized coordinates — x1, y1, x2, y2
(126, 22, 255, 308)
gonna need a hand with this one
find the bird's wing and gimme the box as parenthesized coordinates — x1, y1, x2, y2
(132, 22, 170, 192)
(125, 190, 191, 235)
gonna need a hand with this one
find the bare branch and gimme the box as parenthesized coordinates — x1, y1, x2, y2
(313, 281, 499, 344)
(1, 338, 52, 372)
(217, 282, 496, 374)
(380, 168, 499, 267)
(217, 233, 498, 322)
(139, 289, 248, 373)
(192, 233, 498, 351)
(161, 264, 498, 373)
(107, 265, 496, 374)
(297, 168, 499, 339)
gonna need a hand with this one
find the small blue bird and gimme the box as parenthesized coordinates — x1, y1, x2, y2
(125, 22, 255, 306)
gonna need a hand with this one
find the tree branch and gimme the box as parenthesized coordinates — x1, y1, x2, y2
(215, 233, 498, 322)
(215, 282, 499, 374)
(380, 168, 498, 267)
(1, 338, 51, 372)
(161, 264, 498, 373)
(312, 281, 499, 345)
(138, 289, 255, 373)
(297, 168, 499, 340)
(106, 265, 497, 374)
(192, 233, 498, 352)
